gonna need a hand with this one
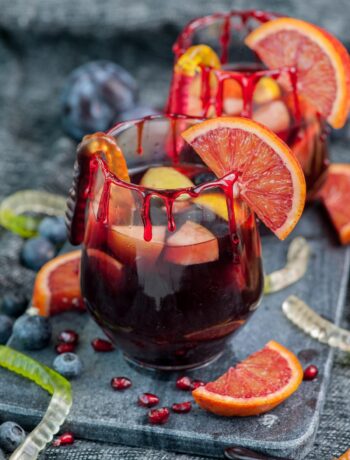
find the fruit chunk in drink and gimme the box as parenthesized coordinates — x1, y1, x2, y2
(81, 164, 263, 369)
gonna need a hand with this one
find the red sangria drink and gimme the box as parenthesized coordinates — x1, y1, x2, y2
(167, 10, 333, 195)
(66, 113, 306, 370)
(66, 115, 264, 370)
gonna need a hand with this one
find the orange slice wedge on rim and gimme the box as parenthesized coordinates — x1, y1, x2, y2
(316, 163, 350, 244)
(192, 340, 303, 416)
(171, 45, 221, 117)
(175, 44, 221, 77)
(182, 117, 306, 240)
(245, 17, 350, 128)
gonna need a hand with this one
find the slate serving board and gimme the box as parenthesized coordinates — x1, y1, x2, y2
(0, 204, 349, 460)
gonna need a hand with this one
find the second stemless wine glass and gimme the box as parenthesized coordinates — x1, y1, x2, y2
(66, 114, 264, 370)
(167, 10, 329, 196)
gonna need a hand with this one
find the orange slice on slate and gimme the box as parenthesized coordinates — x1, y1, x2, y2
(245, 17, 350, 128)
(32, 250, 85, 316)
(182, 117, 306, 239)
(316, 163, 350, 244)
(192, 340, 303, 416)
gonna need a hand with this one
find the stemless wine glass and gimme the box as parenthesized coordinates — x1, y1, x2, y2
(167, 10, 329, 196)
(66, 114, 264, 370)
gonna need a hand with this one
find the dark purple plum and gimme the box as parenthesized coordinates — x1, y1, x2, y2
(61, 61, 138, 140)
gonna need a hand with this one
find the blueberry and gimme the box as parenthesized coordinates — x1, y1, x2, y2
(38, 216, 67, 245)
(13, 315, 52, 350)
(20, 237, 56, 271)
(61, 60, 138, 140)
(0, 422, 26, 453)
(1, 292, 28, 317)
(0, 315, 13, 344)
(53, 352, 83, 379)
(116, 105, 159, 123)
(193, 171, 217, 186)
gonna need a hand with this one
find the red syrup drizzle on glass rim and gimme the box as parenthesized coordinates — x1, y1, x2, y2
(172, 10, 279, 61)
(167, 9, 303, 124)
(78, 114, 241, 249)
(88, 146, 240, 243)
(66, 113, 243, 265)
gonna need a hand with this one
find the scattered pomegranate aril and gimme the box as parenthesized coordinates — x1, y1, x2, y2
(171, 401, 192, 413)
(191, 379, 206, 390)
(56, 342, 76, 354)
(176, 376, 192, 391)
(138, 392, 160, 408)
(303, 364, 319, 381)
(58, 330, 79, 345)
(52, 432, 74, 446)
(148, 407, 170, 425)
(91, 338, 115, 352)
(111, 376, 132, 391)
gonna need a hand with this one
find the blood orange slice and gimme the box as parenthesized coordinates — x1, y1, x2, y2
(316, 163, 350, 244)
(32, 250, 85, 316)
(182, 117, 306, 239)
(245, 17, 350, 128)
(192, 340, 303, 416)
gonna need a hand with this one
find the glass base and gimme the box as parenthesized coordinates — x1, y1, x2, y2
(123, 350, 224, 372)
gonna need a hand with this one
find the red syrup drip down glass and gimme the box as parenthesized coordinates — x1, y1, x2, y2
(167, 10, 329, 197)
(66, 114, 264, 370)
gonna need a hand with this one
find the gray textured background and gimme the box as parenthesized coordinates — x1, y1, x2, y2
(1, 0, 350, 459)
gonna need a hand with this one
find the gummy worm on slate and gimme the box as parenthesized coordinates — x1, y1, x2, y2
(0, 190, 67, 238)
(264, 237, 310, 294)
(0, 346, 72, 460)
(282, 295, 350, 352)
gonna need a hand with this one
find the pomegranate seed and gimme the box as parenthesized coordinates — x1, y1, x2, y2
(148, 407, 170, 424)
(111, 376, 132, 391)
(172, 401, 192, 413)
(191, 379, 206, 390)
(176, 376, 192, 391)
(138, 392, 160, 408)
(56, 342, 75, 354)
(91, 338, 115, 352)
(52, 432, 74, 446)
(303, 364, 319, 381)
(58, 330, 79, 345)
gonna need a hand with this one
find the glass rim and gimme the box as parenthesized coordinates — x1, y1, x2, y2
(173, 9, 282, 58)
(101, 113, 236, 195)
